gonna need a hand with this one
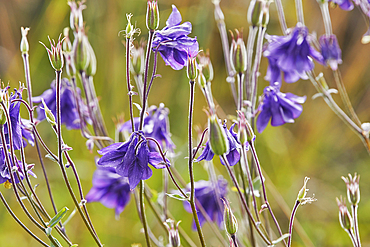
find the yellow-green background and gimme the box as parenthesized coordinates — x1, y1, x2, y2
(1, 0, 370, 246)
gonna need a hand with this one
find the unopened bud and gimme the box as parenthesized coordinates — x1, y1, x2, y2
(40, 35, 65, 71)
(20, 27, 30, 54)
(209, 115, 229, 156)
(146, 0, 160, 31)
(187, 54, 198, 81)
(342, 173, 360, 205)
(336, 196, 353, 231)
(222, 198, 238, 236)
(261, 1, 270, 28)
(230, 29, 247, 74)
(68, 0, 85, 31)
(297, 177, 309, 202)
(130, 41, 145, 75)
(198, 51, 214, 82)
(73, 31, 90, 72)
(85, 41, 97, 76)
(198, 71, 207, 88)
(248, 0, 263, 27)
(41, 99, 56, 127)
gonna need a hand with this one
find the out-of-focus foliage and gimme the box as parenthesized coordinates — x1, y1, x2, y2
(0, 0, 370, 246)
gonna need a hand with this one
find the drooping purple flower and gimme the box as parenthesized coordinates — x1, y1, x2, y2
(152, 5, 199, 70)
(97, 132, 169, 190)
(0, 147, 36, 184)
(20, 119, 35, 147)
(33, 78, 90, 130)
(329, 0, 354, 11)
(196, 123, 241, 166)
(86, 167, 131, 217)
(264, 23, 323, 84)
(119, 104, 175, 150)
(3, 89, 23, 150)
(319, 34, 342, 70)
(183, 177, 228, 229)
(256, 85, 306, 133)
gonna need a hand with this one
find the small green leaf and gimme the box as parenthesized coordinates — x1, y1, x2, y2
(47, 207, 69, 228)
(166, 193, 189, 201)
(71, 244, 78, 247)
(45, 154, 58, 162)
(271, 233, 290, 245)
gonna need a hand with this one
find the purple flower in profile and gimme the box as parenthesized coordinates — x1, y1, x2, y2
(119, 104, 175, 150)
(183, 177, 228, 229)
(329, 0, 354, 11)
(2, 88, 27, 150)
(320, 34, 342, 70)
(33, 78, 89, 129)
(0, 148, 36, 184)
(97, 132, 169, 190)
(196, 123, 241, 166)
(20, 119, 35, 147)
(86, 167, 131, 217)
(152, 5, 199, 70)
(256, 85, 306, 133)
(264, 23, 323, 84)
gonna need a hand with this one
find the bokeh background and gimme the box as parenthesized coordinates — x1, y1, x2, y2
(1, 0, 370, 246)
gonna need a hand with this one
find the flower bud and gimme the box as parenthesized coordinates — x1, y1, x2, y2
(41, 98, 56, 127)
(165, 219, 181, 247)
(20, 27, 30, 54)
(40, 35, 64, 71)
(146, 0, 160, 31)
(197, 71, 207, 89)
(261, 1, 270, 28)
(247, 0, 263, 27)
(297, 177, 309, 202)
(336, 196, 353, 231)
(222, 198, 238, 236)
(198, 51, 214, 82)
(230, 29, 247, 74)
(73, 31, 90, 72)
(85, 40, 97, 76)
(208, 115, 229, 156)
(62, 28, 73, 53)
(130, 41, 145, 76)
(187, 54, 198, 81)
(342, 173, 360, 205)
(68, 0, 85, 32)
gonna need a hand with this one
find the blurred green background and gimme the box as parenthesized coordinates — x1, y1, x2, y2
(1, 0, 370, 246)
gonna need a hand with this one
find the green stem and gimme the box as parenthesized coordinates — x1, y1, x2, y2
(188, 80, 206, 247)
(140, 180, 152, 247)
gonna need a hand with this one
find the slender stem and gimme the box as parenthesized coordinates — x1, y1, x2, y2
(352, 204, 361, 247)
(274, 0, 288, 35)
(139, 30, 155, 130)
(333, 70, 362, 127)
(54, 71, 103, 246)
(140, 180, 152, 247)
(212, 0, 237, 107)
(145, 49, 159, 101)
(163, 168, 168, 220)
(287, 200, 300, 247)
(251, 27, 266, 116)
(221, 154, 271, 245)
(231, 235, 238, 247)
(237, 73, 244, 111)
(187, 80, 206, 247)
(346, 229, 359, 247)
(249, 141, 287, 246)
(241, 144, 259, 222)
(126, 37, 135, 132)
(245, 26, 258, 103)
(0, 192, 50, 247)
(294, 0, 305, 25)
(319, 2, 333, 35)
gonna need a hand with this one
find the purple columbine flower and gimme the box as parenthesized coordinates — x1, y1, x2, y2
(33, 78, 90, 130)
(0, 148, 36, 184)
(119, 104, 175, 150)
(86, 167, 131, 217)
(152, 5, 199, 70)
(256, 85, 306, 133)
(3, 89, 24, 150)
(319, 34, 342, 70)
(329, 0, 354, 11)
(196, 123, 241, 167)
(264, 23, 323, 84)
(97, 132, 169, 190)
(183, 177, 228, 229)
(20, 119, 35, 147)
